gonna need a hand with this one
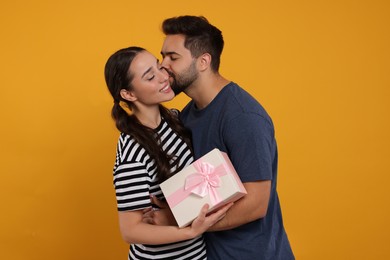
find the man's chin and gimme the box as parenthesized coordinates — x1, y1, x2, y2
(172, 86, 184, 95)
(171, 82, 188, 95)
(171, 78, 191, 95)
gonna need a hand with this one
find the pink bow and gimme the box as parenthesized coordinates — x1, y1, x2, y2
(184, 161, 224, 206)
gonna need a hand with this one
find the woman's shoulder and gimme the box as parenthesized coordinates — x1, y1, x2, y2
(116, 133, 142, 158)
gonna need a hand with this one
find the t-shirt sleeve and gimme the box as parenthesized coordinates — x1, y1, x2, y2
(223, 112, 276, 182)
(113, 160, 151, 211)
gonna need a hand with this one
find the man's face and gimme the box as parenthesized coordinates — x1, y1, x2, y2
(161, 34, 199, 95)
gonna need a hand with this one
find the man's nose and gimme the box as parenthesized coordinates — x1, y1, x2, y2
(161, 57, 169, 68)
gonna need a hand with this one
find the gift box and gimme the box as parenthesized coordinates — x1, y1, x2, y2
(160, 148, 247, 227)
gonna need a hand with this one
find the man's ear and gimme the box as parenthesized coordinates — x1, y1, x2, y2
(198, 53, 212, 71)
(120, 89, 137, 102)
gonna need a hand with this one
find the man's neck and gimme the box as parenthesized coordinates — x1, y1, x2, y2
(185, 74, 230, 110)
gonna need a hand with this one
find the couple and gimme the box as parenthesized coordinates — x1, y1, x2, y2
(104, 16, 294, 260)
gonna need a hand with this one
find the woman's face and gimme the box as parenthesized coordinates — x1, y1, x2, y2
(125, 51, 174, 107)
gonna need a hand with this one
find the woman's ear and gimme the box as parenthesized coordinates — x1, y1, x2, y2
(120, 89, 137, 102)
(198, 53, 212, 72)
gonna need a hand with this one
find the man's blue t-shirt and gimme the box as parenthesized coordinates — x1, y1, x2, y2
(180, 82, 294, 260)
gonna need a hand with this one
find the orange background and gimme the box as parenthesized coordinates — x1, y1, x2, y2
(1, 0, 389, 259)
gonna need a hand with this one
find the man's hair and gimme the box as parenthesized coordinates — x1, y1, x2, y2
(162, 15, 224, 72)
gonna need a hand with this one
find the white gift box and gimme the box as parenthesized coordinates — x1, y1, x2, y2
(160, 149, 247, 227)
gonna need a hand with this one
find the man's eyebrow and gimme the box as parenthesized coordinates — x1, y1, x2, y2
(160, 51, 179, 56)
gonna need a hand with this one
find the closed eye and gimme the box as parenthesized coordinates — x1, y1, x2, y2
(161, 52, 180, 61)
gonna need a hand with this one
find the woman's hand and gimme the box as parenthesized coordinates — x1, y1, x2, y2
(143, 195, 234, 237)
(189, 202, 233, 237)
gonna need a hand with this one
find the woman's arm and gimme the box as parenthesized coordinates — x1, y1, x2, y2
(119, 202, 233, 244)
(144, 182, 269, 232)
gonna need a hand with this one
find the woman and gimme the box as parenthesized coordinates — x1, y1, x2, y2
(104, 46, 231, 259)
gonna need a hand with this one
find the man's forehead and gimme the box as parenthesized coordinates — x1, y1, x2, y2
(164, 35, 185, 46)
(162, 35, 187, 54)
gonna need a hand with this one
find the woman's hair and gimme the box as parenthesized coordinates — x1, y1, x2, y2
(162, 15, 224, 72)
(104, 46, 192, 182)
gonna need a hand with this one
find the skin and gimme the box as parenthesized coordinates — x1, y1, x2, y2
(116, 50, 233, 244)
(156, 34, 272, 231)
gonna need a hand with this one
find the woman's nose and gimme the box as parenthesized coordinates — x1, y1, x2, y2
(158, 69, 169, 82)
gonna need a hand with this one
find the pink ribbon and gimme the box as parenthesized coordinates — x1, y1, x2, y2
(166, 160, 228, 208)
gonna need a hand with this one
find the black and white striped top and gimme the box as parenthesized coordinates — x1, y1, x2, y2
(113, 118, 207, 260)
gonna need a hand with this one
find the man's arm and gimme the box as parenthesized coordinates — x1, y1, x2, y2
(143, 181, 269, 230)
(207, 180, 271, 231)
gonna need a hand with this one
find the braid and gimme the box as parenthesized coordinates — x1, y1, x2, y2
(112, 102, 187, 182)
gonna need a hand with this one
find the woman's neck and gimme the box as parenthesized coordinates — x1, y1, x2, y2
(133, 105, 162, 129)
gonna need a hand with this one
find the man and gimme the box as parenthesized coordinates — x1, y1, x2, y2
(160, 15, 294, 259)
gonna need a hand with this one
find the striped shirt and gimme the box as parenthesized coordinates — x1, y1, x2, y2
(113, 118, 207, 260)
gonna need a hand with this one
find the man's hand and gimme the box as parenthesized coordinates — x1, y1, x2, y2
(142, 195, 177, 226)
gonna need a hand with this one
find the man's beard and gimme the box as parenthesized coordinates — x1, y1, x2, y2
(168, 61, 198, 95)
